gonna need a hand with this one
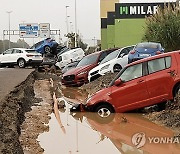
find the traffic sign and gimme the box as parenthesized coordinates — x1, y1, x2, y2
(19, 23, 39, 38)
(39, 23, 50, 38)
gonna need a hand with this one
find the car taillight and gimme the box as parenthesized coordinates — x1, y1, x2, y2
(156, 51, 161, 54)
(130, 50, 136, 54)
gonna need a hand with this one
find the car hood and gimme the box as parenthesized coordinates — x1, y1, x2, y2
(63, 64, 95, 76)
(90, 59, 117, 73)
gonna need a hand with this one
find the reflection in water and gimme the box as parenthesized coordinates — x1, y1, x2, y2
(38, 87, 180, 153)
(38, 98, 180, 154)
(61, 87, 89, 105)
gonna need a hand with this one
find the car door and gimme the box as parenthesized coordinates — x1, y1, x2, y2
(110, 62, 150, 112)
(0, 49, 13, 63)
(145, 56, 176, 104)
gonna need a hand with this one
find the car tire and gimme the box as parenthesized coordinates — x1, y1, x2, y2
(94, 104, 115, 124)
(17, 59, 26, 68)
(174, 85, 180, 102)
(113, 64, 122, 72)
(44, 46, 51, 53)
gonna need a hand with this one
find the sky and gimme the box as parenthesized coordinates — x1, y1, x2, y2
(0, 0, 175, 46)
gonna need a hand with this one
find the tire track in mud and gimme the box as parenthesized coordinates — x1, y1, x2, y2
(19, 79, 53, 154)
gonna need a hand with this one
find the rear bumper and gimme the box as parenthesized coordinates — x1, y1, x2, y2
(27, 60, 43, 66)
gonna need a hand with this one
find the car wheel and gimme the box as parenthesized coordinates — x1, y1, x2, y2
(18, 59, 26, 68)
(93, 104, 115, 124)
(113, 64, 122, 72)
(174, 85, 180, 102)
(44, 46, 51, 53)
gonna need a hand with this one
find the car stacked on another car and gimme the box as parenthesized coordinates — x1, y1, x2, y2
(0, 48, 43, 68)
(128, 42, 164, 63)
(88, 45, 134, 82)
(30, 38, 58, 54)
(62, 48, 119, 86)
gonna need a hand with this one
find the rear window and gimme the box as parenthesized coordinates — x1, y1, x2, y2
(136, 43, 159, 49)
(165, 56, 171, 68)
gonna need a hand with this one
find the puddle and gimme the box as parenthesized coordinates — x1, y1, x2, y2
(37, 88, 180, 154)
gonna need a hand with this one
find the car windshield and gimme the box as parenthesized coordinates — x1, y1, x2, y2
(25, 50, 38, 53)
(77, 54, 99, 67)
(100, 49, 120, 64)
(136, 43, 159, 49)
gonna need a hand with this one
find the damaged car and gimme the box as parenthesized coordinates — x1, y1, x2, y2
(73, 50, 180, 117)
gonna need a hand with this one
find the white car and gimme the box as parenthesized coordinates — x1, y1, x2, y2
(55, 48, 85, 69)
(88, 45, 134, 82)
(0, 48, 43, 68)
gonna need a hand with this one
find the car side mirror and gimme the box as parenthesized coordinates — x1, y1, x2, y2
(114, 79, 122, 86)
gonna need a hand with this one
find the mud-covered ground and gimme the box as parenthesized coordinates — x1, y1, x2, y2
(0, 71, 60, 154)
(0, 70, 179, 154)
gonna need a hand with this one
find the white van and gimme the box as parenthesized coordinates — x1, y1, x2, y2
(55, 48, 85, 69)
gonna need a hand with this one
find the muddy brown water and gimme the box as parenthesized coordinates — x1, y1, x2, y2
(37, 87, 180, 154)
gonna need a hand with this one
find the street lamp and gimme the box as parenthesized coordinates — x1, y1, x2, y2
(7, 11, 12, 49)
(70, 21, 73, 32)
(92, 37, 96, 47)
(65, 6, 70, 34)
(21, 20, 26, 48)
(66, 6, 69, 47)
(74, 0, 77, 47)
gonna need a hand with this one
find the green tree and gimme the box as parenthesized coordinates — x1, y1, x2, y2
(143, 3, 180, 52)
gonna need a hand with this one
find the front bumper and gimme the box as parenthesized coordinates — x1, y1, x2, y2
(70, 103, 93, 112)
(62, 76, 88, 87)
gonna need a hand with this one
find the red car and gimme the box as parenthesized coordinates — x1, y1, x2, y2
(85, 50, 180, 116)
(62, 48, 119, 86)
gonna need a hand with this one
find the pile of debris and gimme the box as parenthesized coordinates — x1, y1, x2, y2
(80, 73, 118, 95)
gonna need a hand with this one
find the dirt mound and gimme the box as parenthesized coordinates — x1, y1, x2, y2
(0, 72, 36, 154)
(144, 100, 180, 133)
(80, 73, 118, 95)
(0, 71, 60, 154)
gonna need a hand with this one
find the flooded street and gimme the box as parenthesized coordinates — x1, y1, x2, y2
(37, 87, 180, 154)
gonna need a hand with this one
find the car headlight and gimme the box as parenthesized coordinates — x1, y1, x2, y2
(77, 71, 87, 76)
(100, 64, 110, 72)
(86, 95, 93, 103)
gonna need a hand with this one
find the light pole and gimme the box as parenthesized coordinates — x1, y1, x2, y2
(66, 5, 69, 47)
(92, 37, 96, 47)
(70, 21, 73, 32)
(7, 11, 12, 49)
(75, 0, 77, 47)
(21, 20, 26, 48)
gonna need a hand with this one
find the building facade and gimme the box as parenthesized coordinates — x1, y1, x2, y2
(100, 0, 174, 49)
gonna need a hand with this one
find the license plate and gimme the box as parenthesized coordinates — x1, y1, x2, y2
(139, 54, 151, 57)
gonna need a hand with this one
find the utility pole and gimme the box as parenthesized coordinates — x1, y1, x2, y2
(66, 5, 70, 47)
(75, 0, 77, 47)
(7, 11, 12, 49)
(92, 37, 96, 47)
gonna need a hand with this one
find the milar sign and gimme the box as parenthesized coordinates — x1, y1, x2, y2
(115, 3, 175, 19)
